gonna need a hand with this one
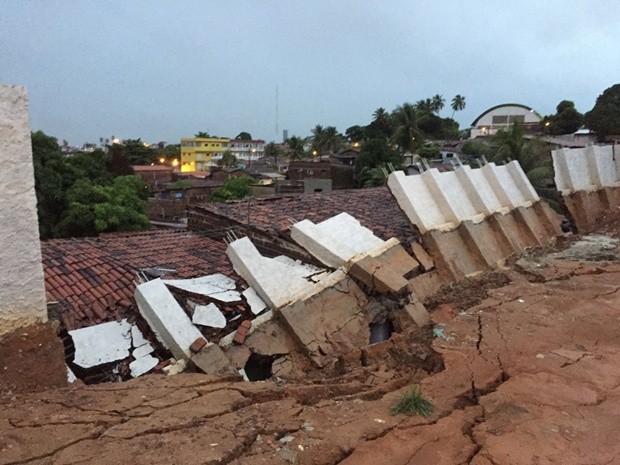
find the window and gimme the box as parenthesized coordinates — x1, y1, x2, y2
(492, 115, 508, 124)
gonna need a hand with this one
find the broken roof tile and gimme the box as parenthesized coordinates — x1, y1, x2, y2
(42, 229, 244, 331)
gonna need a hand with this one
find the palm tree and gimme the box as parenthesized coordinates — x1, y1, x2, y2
(431, 94, 445, 114)
(368, 107, 393, 138)
(451, 95, 466, 119)
(415, 99, 434, 113)
(391, 103, 422, 155)
(323, 126, 345, 154)
(311, 124, 325, 155)
(286, 136, 306, 161)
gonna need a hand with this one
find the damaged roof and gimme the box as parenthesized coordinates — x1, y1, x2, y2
(193, 187, 420, 245)
(42, 229, 239, 331)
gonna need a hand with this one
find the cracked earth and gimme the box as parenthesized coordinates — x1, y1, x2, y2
(2, 249, 620, 464)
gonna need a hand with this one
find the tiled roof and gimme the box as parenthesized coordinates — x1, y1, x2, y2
(42, 230, 237, 331)
(194, 187, 420, 245)
(131, 165, 174, 172)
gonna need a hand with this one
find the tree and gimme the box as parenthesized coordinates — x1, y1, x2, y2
(114, 139, 155, 165)
(322, 126, 345, 154)
(417, 145, 440, 159)
(310, 124, 325, 154)
(55, 176, 149, 237)
(31, 131, 81, 239)
(217, 150, 237, 169)
(431, 94, 445, 114)
(487, 124, 558, 208)
(195, 131, 210, 138)
(107, 143, 134, 176)
(355, 138, 402, 187)
(584, 84, 620, 141)
(451, 95, 466, 119)
(235, 132, 252, 140)
(285, 136, 306, 160)
(367, 108, 392, 139)
(345, 125, 366, 143)
(264, 142, 281, 159)
(543, 100, 584, 135)
(391, 103, 422, 154)
(209, 176, 254, 202)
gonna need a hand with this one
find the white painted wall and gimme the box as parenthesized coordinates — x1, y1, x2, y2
(0, 85, 47, 336)
(552, 145, 620, 195)
(291, 212, 384, 267)
(387, 161, 539, 234)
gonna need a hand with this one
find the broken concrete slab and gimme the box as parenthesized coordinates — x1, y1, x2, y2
(135, 278, 205, 361)
(242, 287, 267, 315)
(129, 354, 158, 377)
(132, 343, 155, 360)
(163, 274, 241, 302)
(408, 270, 444, 301)
(411, 242, 434, 271)
(69, 319, 133, 368)
(192, 303, 227, 328)
(404, 298, 431, 327)
(277, 277, 369, 367)
(347, 240, 419, 294)
(227, 237, 316, 309)
(290, 212, 385, 267)
(190, 342, 237, 376)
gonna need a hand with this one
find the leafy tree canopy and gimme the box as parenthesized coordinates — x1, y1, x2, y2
(195, 131, 210, 138)
(584, 83, 620, 141)
(355, 138, 402, 187)
(235, 132, 252, 140)
(55, 176, 149, 238)
(209, 176, 254, 202)
(217, 150, 238, 169)
(543, 100, 584, 135)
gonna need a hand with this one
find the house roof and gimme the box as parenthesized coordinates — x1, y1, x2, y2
(193, 187, 420, 246)
(131, 165, 174, 172)
(42, 229, 238, 331)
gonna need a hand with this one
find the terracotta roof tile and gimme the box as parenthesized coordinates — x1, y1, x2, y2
(193, 187, 420, 245)
(42, 229, 242, 331)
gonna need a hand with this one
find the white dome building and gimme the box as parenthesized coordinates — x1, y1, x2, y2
(470, 103, 542, 138)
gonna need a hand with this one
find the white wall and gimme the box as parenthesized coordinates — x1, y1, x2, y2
(552, 145, 620, 195)
(0, 85, 48, 335)
(387, 161, 540, 234)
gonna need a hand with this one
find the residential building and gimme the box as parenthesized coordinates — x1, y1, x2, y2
(470, 103, 542, 138)
(131, 165, 174, 192)
(287, 160, 355, 190)
(180, 137, 230, 172)
(223, 139, 266, 164)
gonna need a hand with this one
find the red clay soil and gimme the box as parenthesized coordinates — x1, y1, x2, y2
(1, 252, 619, 464)
(0, 322, 67, 397)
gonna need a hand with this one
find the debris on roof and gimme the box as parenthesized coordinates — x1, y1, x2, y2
(163, 274, 241, 302)
(192, 303, 227, 328)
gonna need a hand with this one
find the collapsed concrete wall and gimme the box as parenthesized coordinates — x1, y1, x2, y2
(0, 85, 47, 336)
(388, 162, 561, 281)
(552, 145, 620, 233)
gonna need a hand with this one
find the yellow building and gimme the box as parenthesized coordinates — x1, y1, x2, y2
(180, 137, 230, 172)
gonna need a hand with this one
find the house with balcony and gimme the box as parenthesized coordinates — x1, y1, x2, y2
(180, 137, 230, 172)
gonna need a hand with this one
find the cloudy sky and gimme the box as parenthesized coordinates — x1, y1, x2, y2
(1, 1, 618, 145)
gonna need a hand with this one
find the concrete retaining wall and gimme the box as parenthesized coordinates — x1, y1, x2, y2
(387, 162, 560, 282)
(0, 85, 47, 336)
(387, 161, 539, 235)
(552, 145, 620, 232)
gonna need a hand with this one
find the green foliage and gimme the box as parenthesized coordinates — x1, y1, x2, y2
(195, 131, 210, 138)
(114, 139, 155, 165)
(55, 176, 148, 237)
(235, 132, 252, 140)
(356, 138, 402, 187)
(487, 125, 560, 209)
(32, 131, 149, 239)
(451, 95, 466, 118)
(390, 387, 435, 417)
(345, 125, 366, 143)
(311, 125, 345, 155)
(209, 176, 254, 202)
(285, 136, 306, 160)
(391, 103, 422, 154)
(264, 142, 282, 159)
(417, 145, 440, 159)
(218, 150, 237, 169)
(461, 140, 488, 157)
(585, 83, 620, 141)
(543, 100, 584, 135)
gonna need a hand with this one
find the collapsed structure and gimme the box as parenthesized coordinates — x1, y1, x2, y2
(552, 145, 620, 233)
(387, 160, 562, 281)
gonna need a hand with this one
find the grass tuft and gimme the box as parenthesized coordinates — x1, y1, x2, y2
(390, 386, 435, 418)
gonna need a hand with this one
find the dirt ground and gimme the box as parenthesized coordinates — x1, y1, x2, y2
(1, 233, 619, 465)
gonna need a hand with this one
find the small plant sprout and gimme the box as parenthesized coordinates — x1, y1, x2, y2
(390, 386, 435, 418)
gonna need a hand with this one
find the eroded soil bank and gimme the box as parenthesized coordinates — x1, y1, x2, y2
(1, 247, 619, 465)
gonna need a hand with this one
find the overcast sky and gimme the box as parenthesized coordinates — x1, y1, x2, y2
(1, 1, 619, 145)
